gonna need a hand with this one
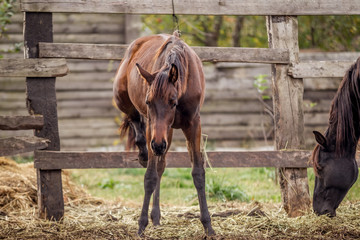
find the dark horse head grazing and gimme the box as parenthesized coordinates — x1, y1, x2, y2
(311, 57, 360, 217)
(113, 31, 214, 236)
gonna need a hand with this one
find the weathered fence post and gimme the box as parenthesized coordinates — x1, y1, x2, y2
(24, 12, 64, 220)
(266, 16, 311, 217)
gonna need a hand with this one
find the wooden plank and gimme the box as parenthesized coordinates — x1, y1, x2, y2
(0, 59, 68, 77)
(20, 0, 360, 15)
(39, 42, 290, 63)
(39, 42, 127, 60)
(289, 61, 354, 78)
(53, 23, 125, 34)
(193, 47, 289, 63)
(0, 136, 48, 156)
(52, 12, 125, 24)
(0, 115, 44, 130)
(34, 150, 312, 169)
(3, 33, 124, 44)
(24, 12, 64, 221)
(267, 16, 310, 217)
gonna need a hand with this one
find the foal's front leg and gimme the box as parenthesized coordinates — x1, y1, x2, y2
(182, 116, 215, 235)
(138, 143, 158, 235)
(151, 129, 172, 225)
(150, 154, 166, 225)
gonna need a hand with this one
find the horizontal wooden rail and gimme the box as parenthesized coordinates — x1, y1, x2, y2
(20, 0, 360, 15)
(34, 150, 313, 169)
(289, 61, 354, 78)
(0, 136, 49, 156)
(39, 42, 290, 64)
(0, 58, 68, 77)
(0, 115, 44, 130)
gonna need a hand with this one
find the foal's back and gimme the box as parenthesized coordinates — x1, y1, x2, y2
(114, 33, 205, 123)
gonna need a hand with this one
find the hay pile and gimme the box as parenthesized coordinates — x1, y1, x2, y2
(0, 157, 102, 214)
(0, 157, 360, 239)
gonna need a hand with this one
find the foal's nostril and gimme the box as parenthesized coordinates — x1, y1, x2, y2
(162, 139, 167, 150)
(151, 139, 167, 156)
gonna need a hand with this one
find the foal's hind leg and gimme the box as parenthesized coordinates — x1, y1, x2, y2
(182, 115, 215, 236)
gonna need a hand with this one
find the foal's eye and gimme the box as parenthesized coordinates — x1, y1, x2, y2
(170, 102, 177, 109)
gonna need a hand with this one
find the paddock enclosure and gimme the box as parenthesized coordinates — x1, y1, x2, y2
(1, 0, 360, 222)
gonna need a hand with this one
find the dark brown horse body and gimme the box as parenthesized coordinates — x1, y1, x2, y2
(311, 57, 360, 217)
(113, 32, 214, 235)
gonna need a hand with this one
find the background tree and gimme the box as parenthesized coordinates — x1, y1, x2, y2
(0, 0, 15, 39)
(0, 0, 19, 58)
(143, 15, 360, 51)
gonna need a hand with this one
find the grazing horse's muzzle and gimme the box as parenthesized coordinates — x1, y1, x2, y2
(314, 205, 336, 217)
(151, 139, 167, 156)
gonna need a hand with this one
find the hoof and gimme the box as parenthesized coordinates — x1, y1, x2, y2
(138, 218, 148, 237)
(137, 228, 145, 237)
(207, 228, 216, 236)
(152, 220, 160, 226)
(151, 208, 161, 226)
(151, 215, 160, 226)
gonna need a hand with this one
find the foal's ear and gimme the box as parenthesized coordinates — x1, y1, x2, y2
(168, 64, 178, 84)
(313, 131, 327, 149)
(136, 63, 155, 85)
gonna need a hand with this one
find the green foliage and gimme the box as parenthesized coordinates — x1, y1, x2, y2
(142, 15, 360, 51)
(206, 176, 249, 202)
(298, 16, 360, 51)
(0, 0, 15, 38)
(0, 0, 21, 59)
(98, 178, 119, 189)
(12, 155, 34, 164)
(254, 74, 271, 100)
(309, 102, 317, 108)
(142, 15, 267, 47)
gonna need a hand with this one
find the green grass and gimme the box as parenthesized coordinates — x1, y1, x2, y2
(9, 154, 360, 205)
(69, 167, 360, 206)
(70, 167, 282, 205)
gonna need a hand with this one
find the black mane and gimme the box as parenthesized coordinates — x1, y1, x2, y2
(151, 34, 187, 98)
(326, 57, 360, 156)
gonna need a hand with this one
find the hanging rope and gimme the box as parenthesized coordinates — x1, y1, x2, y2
(171, 0, 181, 36)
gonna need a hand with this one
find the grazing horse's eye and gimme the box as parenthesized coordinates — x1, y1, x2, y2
(145, 100, 150, 105)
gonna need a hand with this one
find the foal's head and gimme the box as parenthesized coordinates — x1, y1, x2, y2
(136, 63, 179, 156)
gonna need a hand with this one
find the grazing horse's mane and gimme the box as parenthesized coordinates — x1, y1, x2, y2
(149, 33, 188, 98)
(311, 58, 360, 173)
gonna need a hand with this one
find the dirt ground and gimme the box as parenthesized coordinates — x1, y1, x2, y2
(1, 157, 360, 239)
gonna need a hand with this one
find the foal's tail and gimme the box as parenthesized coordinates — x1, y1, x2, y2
(119, 115, 136, 150)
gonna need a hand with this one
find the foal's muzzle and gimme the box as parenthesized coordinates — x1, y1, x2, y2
(151, 139, 167, 156)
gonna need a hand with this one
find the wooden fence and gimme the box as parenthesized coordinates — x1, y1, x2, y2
(1, 0, 360, 220)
